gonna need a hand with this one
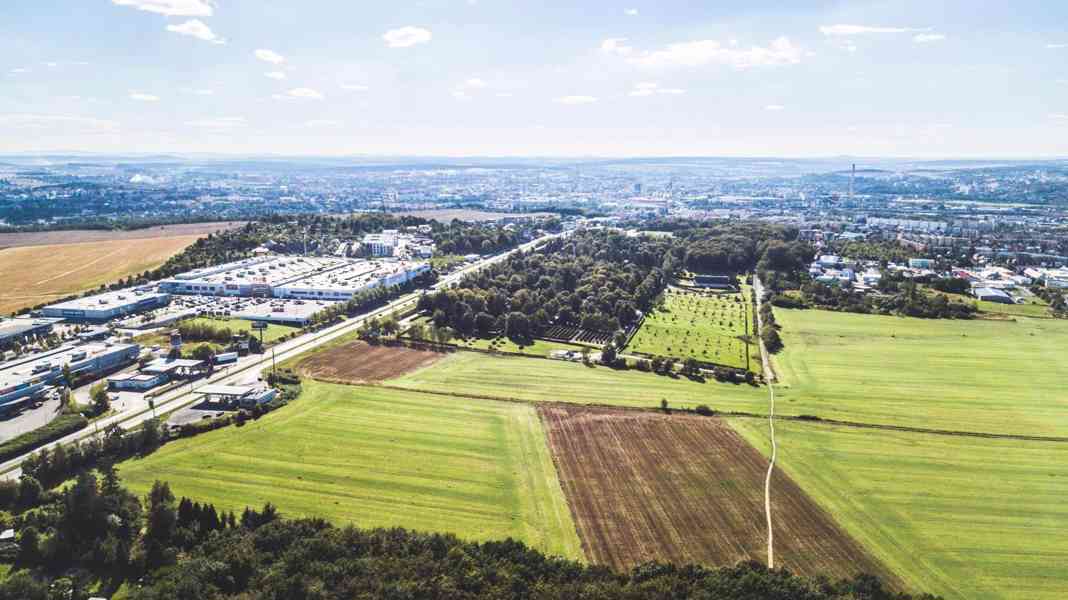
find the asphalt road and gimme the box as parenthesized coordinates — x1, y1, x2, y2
(0, 398, 61, 444)
(0, 232, 564, 480)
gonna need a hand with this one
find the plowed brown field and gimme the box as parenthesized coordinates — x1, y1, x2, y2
(297, 341, 443, 384)
(539, 404, 897, 583)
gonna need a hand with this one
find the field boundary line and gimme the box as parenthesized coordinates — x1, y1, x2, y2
(752, 274, 777, 569)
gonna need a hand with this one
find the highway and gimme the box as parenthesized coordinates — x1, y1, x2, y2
(0, 232, 563, 479)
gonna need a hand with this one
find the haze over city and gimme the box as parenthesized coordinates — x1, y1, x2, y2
(3, 0, 1068, 156)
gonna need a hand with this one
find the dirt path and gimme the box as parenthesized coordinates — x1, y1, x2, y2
(753, 274, 777, 568)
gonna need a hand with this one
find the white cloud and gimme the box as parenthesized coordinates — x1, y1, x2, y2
(765, 104, 785, 111)
(554, 96, 598, 105)
(9, 68, 30, 74)
(601, 38, 634, 57)
(264, 71, 286, 80)
(451, 90, 472, 101)
(129, 92, 160, 102)
(383, 26, 432, 48)
(1047, 43, 1068, 49)
(306, 119, 343, 127)
(495, 92, 514, 98)
(340, 83, 369, 91)
(624, 8, 639, 16)
(820, 24, 927, 36)
(1051, 113, 1068, 120)
(166, 19, 224, 44)
(182, 88, 214, 95)
(111, 0, 213, 16)
(629, 82, 683, 97)
(465, 78, 488, 88)
(628, 37, 803, 69)
(254, 49, 285, 64)
(286, 87, 324, 100)
(913, 33, 946, 43)
(0, 113, 119, 133)
(185, 116, 246, 129)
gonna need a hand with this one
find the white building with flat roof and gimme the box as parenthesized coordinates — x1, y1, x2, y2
(42, 290, 171, 322)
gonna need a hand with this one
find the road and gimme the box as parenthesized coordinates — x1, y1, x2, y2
(0, 232, 563, 479)
(752, 274, 778, 569)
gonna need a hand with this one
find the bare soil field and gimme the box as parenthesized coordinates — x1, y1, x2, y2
(297, 341, 444, 383)
(391, 209, 554, 223)
(0, 235, 209, 315)
(539, 404, 896, 582)
(0, 221, 244, 249)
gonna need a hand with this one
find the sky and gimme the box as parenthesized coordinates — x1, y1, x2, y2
(1, 0, 1067, 158)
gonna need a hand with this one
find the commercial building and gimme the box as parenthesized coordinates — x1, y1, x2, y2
(42, 289, 171, 322)
(0, 318, 60, 349)
(0, 342, 141, 415)
(973, 287, 1014, 304)
(159, 255, 430, 303)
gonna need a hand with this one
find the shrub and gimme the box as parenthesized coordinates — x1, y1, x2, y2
(695, 404, 715, 416)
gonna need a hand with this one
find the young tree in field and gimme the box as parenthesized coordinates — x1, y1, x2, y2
(660, 398, 669, 413)
(600, 343, 617, 366)
(90, 382, 110, 416)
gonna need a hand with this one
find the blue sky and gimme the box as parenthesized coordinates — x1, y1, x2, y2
(1, 0, 1067, 157)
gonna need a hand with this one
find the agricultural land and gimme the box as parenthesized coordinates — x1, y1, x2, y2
(296, 340, 444, 384)
(732, 418, 1068, 600)
(0, 222, 243, 315)
(770, 308, 1068, 436)
(390, 351, 767, 412)
(540, 404, 894, 581)
(119, 380, 584, 560)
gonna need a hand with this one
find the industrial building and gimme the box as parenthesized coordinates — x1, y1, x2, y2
(0, 317, 60, 349)
(158, 255, 430, 301)
(41, 289, 171, 322)
(0, 342, 141, 415)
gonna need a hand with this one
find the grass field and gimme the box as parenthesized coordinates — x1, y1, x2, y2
(542, 404, 894, 580)
(628, 288, 755, 369)
(0, 236, 202, 315)
(390, 352, 766, 412)
(454, 336, 595, 356)
(118, 381, 583, 560)
(183, 317, 298, 345)
(771, 308, 1068, 436)
(732, 418, 1068, 600)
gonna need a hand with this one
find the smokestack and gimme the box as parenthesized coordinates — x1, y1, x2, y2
(849, 163, 855, 201)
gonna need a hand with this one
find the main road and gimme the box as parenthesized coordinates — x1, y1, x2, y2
(0, 232, 566, 479)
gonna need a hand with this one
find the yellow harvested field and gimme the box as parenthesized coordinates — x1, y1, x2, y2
(0, 236, 201, 314)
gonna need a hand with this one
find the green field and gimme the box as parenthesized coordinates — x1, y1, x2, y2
(118, 381, 583, 560)
(771, 308, 1068, 436)
(390, 352, 766, 412)
(732, 418, 1068, 600)
(454, 336, 594, 357)
(183, 317, 298, 344)
(628, 288, 755, 370)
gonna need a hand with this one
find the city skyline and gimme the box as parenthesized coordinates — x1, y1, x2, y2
(2, 0, 1067, 157)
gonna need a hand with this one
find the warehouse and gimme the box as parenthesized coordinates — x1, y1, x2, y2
(0, 317, 60, 349)
(42, 289, 171, 322)
(973, 287, 1014, 304)
(0, 342, 141, 415)
(159, 255, 430, 302)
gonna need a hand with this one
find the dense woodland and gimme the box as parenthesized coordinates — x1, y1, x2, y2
(0, 472, 935, 600)
(421, 224, 808, 340)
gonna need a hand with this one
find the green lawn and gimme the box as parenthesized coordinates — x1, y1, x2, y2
(118, 381, 583, 560)
(628, 288, 756, 370)
(453, 336, 595, 357)
(771, 308, 1068, 436)
(183, 317, 298, 344)
(390, 352, 766, 412)
(732, 418, 1068, 600)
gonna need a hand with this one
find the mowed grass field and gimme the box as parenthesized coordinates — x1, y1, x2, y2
(0, 236, 201, 315)
(771, 308, 1068, 436)
(118, 381, 583, 560)
(732, 418, 1068, 600)
(390, 352, 767, 412)
(542, 404, 895, 581)
(628, 289, 754, 370)
(183, 317, 298, 345)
